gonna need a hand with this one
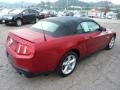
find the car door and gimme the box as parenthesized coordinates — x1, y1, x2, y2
(80, 21, 106, 54)
(87, 21, 109, 48)
(28, 9, 36, 22)
(22, 9, 31, 22)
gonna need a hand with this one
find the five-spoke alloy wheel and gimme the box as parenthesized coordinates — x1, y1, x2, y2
(57, 51, 78, 77)
(105, 36, 115, 50)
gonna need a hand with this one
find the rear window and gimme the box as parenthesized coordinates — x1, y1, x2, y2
(32, 20, 74, 37)
(32, 21, 59, 33)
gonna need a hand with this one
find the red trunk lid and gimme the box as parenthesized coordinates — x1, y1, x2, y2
(10, 28, 45, 43)
(6, 28, 46, 56)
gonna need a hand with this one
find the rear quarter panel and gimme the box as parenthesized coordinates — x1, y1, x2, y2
(34, 35, 87, 72)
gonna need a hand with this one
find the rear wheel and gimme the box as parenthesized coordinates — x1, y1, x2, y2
(57, 51, 78, 77)
(32, 18, 39, 24)
(16, 19, 22, 26)
(35, 18, 39, 23)
(105, 36, 115, 50)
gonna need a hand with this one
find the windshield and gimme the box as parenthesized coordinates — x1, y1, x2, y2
(32, 21, 59, 33)
(9, 9, 23, 14)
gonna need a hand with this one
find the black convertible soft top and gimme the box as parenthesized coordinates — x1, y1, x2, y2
(44, 16, 92, 25)
(35, 16, 94, 37)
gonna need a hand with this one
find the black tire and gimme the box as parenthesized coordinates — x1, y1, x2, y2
(57, 51, 78, 77)
(32, 18, 39, 24)
(35, 18, 39, 23)
(16, 19, 22, 26)
(105, 36, 115, 50)
(24, 74, 35, 78)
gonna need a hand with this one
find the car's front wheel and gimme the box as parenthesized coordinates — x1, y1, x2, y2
(105, 36, 115, 50)
(57, 51, 78, 77)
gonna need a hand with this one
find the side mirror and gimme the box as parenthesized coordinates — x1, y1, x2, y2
(98, 27, 106, 31)
(101, 27, 106, 31)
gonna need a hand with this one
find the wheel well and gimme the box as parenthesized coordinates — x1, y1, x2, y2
(68, 49, 80, 59)
(15, 18, 22, 21)
(55, 49, 80, 72)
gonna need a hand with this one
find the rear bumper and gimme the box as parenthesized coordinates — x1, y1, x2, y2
(5, 39, 60, 76)
(6, 52, 35, 76)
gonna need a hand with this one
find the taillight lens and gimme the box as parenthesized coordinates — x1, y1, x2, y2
(16, 43, 34, 55)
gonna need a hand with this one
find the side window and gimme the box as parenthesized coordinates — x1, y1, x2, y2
(76, 24, 83, 34)
(88, 21, 100, 32)
(29, 9, 35, 14)
(23, 10, 29, 15)
(81, 21, 100, 33)
(81, 22, 90, 33)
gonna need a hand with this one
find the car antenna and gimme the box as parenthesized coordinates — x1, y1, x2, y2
(41, 23, 47, 41)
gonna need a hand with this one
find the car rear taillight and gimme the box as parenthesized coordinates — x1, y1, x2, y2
(16, 43, 34, 55)
(7, 34, 35, 56)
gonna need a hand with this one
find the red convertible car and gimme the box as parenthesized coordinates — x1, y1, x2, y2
(5, 17, 116, 77)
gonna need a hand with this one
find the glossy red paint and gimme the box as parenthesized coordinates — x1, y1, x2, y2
(5, 27, 115, 74)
